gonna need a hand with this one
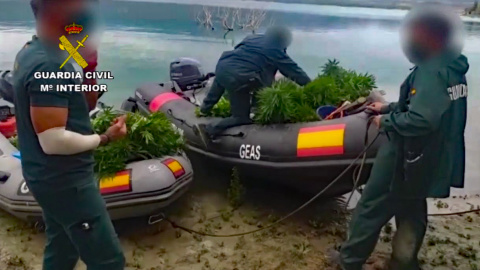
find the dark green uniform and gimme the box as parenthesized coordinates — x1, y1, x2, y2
(201, 34, 311, 136)
(340, 52, 469, 270)
(13, 36, 125, 270)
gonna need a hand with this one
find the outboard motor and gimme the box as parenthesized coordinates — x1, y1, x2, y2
(170, 58, 213, 92)
(0, 70, 14, 104)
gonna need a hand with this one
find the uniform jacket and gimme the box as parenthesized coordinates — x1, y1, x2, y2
(379, 52, 469, 198)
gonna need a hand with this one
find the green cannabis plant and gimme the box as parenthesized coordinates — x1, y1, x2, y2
(196, 59, 376, 125)
(195, 96, 231, 118)
(92, 107, 184, 180)
(256, 59, 376, 124)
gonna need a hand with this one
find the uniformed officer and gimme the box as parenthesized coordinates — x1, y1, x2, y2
(194, 26, 311, 147)
(336, 7, 469, 270)
(13, 0, 126, 269)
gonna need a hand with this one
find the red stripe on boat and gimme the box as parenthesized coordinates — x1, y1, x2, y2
(298, 124, 346, 133)
(162, 158, 186, 178)
(173, 168, 186, 178)
(163, 158, 174, 165)
(115, 170, 129, 176)
(297, 146, 344, 157)
(149, 93, 182, 112)
(100, 185, 131, 195)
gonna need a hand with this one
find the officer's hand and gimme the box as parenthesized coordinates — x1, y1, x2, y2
(366, 102, 384, 113)
(105, 115, 127, 141)
(372, 115, 382, 128)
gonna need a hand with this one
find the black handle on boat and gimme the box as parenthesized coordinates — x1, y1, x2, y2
(167, 109, 194, 129)
(217, 132, 244, 138)
(166, 109, 245, 138)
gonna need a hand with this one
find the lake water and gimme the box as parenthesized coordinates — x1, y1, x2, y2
(1, 0, 480, 195)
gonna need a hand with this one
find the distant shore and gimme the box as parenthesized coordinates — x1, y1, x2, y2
(252, 0, 472, 11)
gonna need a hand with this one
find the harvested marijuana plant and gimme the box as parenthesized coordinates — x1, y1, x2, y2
(196, 59, 376, 125)
(195, 96, 231, 118)
(92, 107, 184, 179)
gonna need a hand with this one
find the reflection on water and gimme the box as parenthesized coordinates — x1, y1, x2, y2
(1, 0, 480, 194)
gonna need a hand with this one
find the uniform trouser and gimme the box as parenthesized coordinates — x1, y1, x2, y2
(339, 171, 427, 270)
(201, 77, 260, 137)
(28, 180, 125, 270)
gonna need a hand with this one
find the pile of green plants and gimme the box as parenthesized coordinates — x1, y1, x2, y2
(7, 108, 184, 180)
(197, 59, 376, 124)
(92, 107, 184, 179)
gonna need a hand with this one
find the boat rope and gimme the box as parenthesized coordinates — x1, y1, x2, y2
(345, 116, 376, 209)
(342, 117, 480, 217)
(150, 113, 480, 238)
(154, 129, 382, 238)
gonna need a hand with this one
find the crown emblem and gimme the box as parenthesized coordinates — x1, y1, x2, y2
(65, 23, 83, 34)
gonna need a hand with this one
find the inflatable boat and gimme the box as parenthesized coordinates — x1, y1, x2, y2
(120, 59, 387, 196)
(0, 70, 193, 223)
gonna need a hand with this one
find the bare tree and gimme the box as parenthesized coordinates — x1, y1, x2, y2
(195, 6, 214, 30)
(218, 7, 240, 32)
(246, 9, 267, 33)
(195, 6, 270, 35)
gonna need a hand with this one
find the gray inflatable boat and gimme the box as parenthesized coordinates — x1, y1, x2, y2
(0, 131, 193, 224)
(121, 80, 388, 196)
(0, 71, 193, 223)
(0, 132, 193, 223)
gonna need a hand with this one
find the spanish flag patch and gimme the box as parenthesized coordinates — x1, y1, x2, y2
(162, 158, 186, 178)
(100, 169, 132, 195)
(297, 124, 346, 157)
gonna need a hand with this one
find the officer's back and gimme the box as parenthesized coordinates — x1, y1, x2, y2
(218, 34, 275, 75)
(216, 27, 311, 87)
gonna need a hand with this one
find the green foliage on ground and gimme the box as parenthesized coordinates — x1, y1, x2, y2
(227, 167, 246, 209)
(92, 107, 184, 180)
(197, 59, 376, 124)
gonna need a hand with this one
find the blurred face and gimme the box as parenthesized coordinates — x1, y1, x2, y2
(39, 0, 98, 32)
(401, 22, 438, 64)
(401, 7, 464, 64)
(38, 0, 100, 48)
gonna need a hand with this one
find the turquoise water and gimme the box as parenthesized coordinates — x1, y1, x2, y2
(1, 0, 480, 194)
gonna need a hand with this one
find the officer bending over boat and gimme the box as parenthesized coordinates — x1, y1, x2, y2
(332, 7, 469, 270)
(194, 26, 311, 147)
(13, 0, 126, 269)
